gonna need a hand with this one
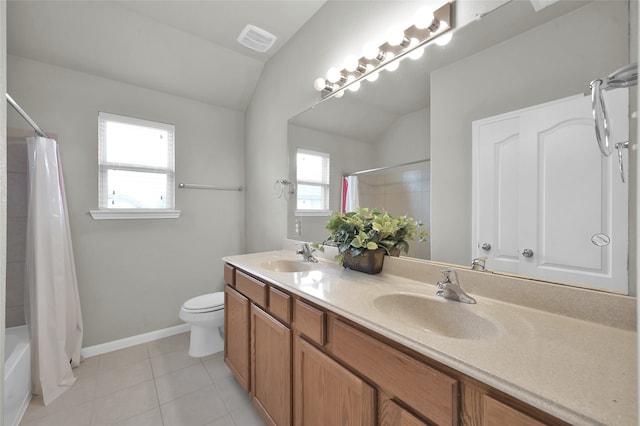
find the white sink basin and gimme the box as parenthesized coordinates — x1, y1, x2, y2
(373, 293, 500, 340)
(260, 259, 314, 273)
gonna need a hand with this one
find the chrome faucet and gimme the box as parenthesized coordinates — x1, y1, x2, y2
(296, 243, 318, 263)
(436, 269, 476, 304)
(471, 256, 487, 271)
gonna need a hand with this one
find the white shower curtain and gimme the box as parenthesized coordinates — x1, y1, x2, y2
(25, 136, 83, 405)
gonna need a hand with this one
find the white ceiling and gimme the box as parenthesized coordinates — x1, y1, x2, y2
(7, 0, 326, 111)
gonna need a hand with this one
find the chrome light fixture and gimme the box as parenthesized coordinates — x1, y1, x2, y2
(313, 2, 453, 100)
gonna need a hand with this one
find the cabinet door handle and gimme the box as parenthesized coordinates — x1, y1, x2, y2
(521, 248, 534, 258)
(481, 243, 491, 251)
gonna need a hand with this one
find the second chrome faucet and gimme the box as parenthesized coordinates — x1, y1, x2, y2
(436, 269, 476, 304)
(296, 242, 318, 263)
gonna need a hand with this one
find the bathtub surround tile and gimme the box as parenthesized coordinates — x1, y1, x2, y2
(7, 170, 29, 217)
(7, 217, 27, 263)
(160, 384, 228, 426)
(155, 363, 213, 404)
(5, 305, 26, 328)
(19, 334, 264, 426)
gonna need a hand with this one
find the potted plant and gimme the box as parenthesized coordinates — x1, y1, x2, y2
(314, 207, 427, 274)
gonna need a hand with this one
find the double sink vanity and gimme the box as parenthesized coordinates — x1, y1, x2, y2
(222, 244, 636, 425)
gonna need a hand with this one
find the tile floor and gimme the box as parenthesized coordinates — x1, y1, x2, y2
(19, 333, 266, 426)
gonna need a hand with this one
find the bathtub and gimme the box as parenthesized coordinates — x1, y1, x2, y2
(5, 325, 31, 426)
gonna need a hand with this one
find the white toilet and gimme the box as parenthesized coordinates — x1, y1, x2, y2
(179, 292, 225, 357)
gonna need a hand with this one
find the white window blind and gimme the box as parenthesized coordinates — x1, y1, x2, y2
(296, 149, 330, 212)
(93, 112, 178, 218)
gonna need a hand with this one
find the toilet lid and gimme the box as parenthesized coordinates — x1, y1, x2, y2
(183, 292, 224, 311)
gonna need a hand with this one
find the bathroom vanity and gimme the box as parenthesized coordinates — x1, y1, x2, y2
(222, 249, 636, 426)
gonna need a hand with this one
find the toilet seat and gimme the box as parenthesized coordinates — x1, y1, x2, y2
(182, 292, 224, 313)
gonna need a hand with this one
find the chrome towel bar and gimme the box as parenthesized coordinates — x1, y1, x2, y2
(178, 183, 243, 191)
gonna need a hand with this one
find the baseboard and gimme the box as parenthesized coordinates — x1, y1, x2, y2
(81, 323, 190, 358)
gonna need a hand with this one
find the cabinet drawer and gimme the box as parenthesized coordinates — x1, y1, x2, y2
(224, 263, 235, 286)
(269, 287, 292, 324)
(331, 319, 458, 426)
(294, 299, 326, 345)
(235, 271, 267, 308)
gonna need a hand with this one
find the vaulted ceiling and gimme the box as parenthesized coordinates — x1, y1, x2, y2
(7, 1, 326, 111)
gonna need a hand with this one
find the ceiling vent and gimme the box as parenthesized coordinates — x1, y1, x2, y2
(237, 24, 277, 53)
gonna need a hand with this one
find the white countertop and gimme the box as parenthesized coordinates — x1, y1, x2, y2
(223, 250, 637, 426)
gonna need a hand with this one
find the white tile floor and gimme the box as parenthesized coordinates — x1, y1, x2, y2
(19, 333, 266, 426)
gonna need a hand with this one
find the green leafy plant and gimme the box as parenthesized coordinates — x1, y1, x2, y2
(313, 207, 428, 265)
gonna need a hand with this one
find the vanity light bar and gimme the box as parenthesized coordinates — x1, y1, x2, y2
(313, 2, 452, 100)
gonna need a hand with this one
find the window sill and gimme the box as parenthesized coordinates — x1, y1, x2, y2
(295, 210, 333, 217)
(89, 209, 182, 220)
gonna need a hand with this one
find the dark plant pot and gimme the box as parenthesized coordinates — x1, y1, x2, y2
(342, 248, 386, 274)
(389, 247, 401, 257)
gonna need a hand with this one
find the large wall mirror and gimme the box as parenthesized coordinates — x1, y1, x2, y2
(287, 0, 637, 295)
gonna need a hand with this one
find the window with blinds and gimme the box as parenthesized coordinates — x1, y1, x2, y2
(296, 149, 330, 213)
(98, 112, 175, 211)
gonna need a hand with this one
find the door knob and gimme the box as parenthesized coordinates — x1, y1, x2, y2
(481, 243, 491, 251)
(521, 248, 534, 258)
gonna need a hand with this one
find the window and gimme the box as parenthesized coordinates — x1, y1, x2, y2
(90, 112, 180, 219)
(296, 149, 330, 215)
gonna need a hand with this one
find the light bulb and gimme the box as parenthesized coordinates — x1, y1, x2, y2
(363, 41, 382, 60)
(386, 26, 406, 46)
(344, 55, 360, 72)
(348, 81, 361, 92)
(384, 52, 399, 72)
(327, 67, 342, 83)
(313, 77, 328, 92)
(413, 6, 434, 29)
(334, 90, 344, 99)
(366, 71, 379, 82)
(439, 20, 450, 31)
(409, 47, 424, 60)
(435, 32, 453, 46)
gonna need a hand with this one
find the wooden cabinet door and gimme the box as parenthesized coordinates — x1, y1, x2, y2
(294, 336, 375, 426)
(224, 284, 250, 392)
(380, 397, 428, 426)
(251, 304, 292, 426)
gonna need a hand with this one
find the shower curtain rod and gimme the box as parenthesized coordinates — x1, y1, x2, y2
(344, 159, 430, 177)
(5, 93, 49, 138)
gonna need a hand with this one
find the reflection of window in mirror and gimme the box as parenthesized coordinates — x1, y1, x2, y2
(296, 149, 330, 214)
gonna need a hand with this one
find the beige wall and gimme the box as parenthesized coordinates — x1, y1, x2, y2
(374, 107, 430, 165)
(7, 55, 245, 346)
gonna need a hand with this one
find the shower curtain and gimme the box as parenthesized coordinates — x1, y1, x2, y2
(342, 175, 359, 213)
(25, 136, 83, 405)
